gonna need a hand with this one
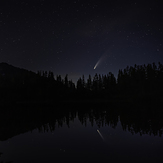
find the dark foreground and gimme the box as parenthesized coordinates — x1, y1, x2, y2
(0, 101, 162, 163)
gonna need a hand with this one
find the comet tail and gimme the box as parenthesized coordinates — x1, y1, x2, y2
(97, 129, 105, 141)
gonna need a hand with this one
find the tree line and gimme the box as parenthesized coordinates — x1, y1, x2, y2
(0, 62, 163, 102)
(76, 62, 163, 101)
(0, 102, 162, 141)
(117, 62, 163, 100)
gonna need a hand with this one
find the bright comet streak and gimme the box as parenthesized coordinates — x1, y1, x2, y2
(94, 54, 107, 70)
(97, 129, 104, 141)
(94, 60, 100, 70)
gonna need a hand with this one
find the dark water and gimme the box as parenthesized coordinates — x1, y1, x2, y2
(0, 102, 163, 163)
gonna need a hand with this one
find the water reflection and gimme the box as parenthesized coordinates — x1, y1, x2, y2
(0, 102, 162, 140)
(0, 102, 163, 162)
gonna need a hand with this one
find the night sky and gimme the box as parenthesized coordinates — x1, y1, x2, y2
(0, 0, 163, 83)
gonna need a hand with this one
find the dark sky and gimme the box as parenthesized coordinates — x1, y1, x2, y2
(0, 0, 163, 82)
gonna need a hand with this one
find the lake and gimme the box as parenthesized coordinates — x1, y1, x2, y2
(0, 102, 162, 163)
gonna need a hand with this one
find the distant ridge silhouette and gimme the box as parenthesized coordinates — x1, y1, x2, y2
(0, 62, 163, 103)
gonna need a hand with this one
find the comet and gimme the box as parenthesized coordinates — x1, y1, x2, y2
(94, 58, 102, 70)
(97, 129, 105, 141)
(94, 54, 107, 70)
(94, 65, 97, 69)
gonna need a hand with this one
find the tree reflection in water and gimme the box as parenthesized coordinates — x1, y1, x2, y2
(0, 101, 162, 141)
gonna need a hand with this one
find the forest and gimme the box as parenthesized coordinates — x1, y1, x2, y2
(0, 62, 163, 103)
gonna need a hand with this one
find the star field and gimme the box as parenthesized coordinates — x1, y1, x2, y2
(0, 0, 163, 82)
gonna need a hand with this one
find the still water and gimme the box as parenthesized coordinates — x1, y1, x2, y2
(0, 103, 163, 162)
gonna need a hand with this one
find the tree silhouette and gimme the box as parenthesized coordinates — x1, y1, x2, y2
(92, 73, 99, 91)
(1, 62, 163, 102)
(82, 75, 85, 89)
(86, 74, 92, 90)
(64, 74, 68, 88)
(77, 77, 83, 90)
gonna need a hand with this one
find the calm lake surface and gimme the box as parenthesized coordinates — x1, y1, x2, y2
(0, 102, 163, 163)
